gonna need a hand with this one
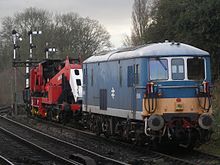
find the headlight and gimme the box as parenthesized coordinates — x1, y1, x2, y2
(148, 114, 164, 131)
(198, 113, 213, 130)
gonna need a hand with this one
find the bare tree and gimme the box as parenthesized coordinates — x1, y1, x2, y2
(0, 35, 2, 57)
(122, 34, 132, 47)
(14, 7, 52, 32)
(131, 0, 153, 46)
(1, 17, 15, 45)
(54, 13, 111, 59)
(0, 8, 53, 61)
(0, 8, 111, 61)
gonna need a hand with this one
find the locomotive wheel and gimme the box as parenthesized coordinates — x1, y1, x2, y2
(133, 132, 146, 146)
(26, 105, 32, 117)
(102, 119, 111, 138)
(58, 111, 66, 124)
(26, 109, 32, 117)
(46, 110, 53, 121)
(150, 137, 161, 150)
(184, 129, 198, 150)
(114, 122, 123, 136)
(94, 118, 102, 136)
(82, 114, 89, 129)
(122, 124, 130, 141)
(185, 141, 196, 150)
(89, 115, 96, 132)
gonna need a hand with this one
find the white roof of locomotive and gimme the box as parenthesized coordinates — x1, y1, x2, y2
(84, 42, 209, 64)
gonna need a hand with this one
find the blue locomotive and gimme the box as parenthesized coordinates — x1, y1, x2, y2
(82, 41, 213, 148)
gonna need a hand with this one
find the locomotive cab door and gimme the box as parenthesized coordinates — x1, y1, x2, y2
(127, 65, 134, 115)
(127, 64, 139, 119)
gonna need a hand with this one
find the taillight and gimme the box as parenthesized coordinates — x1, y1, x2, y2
(202, 81, 209, 93)
(146, 82, 154, 94)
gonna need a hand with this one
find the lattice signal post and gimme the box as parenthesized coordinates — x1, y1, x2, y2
(12, 29, 58, 115)
(12, 30, 42, 115)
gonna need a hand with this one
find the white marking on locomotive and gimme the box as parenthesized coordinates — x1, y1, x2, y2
(136, 93, 141, 99)
(111, 87, 115, 99)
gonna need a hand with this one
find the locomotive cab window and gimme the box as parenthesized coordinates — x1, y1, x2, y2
(149, 58, 168, 80)
(187, 58, 205, 80)
(171, 58, 184, 80)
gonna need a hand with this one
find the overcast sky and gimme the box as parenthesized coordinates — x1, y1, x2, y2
(0, 0, 133, 47)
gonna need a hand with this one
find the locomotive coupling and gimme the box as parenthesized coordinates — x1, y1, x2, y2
(198, 113, 213, 130)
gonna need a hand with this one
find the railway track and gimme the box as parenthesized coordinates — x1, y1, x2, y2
(0, 155, 14, 165)
(162, 148, 220, 165)
(190, 150, 220, 165)
(39, 118, 220, 165)
(0, 115, 130, 165)
(10, 115, 220, 165)
(0, 125, 66, 165)
(0, 105, 11, 114)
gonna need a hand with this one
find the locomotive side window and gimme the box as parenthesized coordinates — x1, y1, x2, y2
(74, 69, 79, 75)
(91, 68, 94, 86)
(149, 59, 168, 80)
(187, 58, 205, 80)
(119, 66, 122, 87)
(76, 79, 81, 86)
(83, 69, 86, 85)
(171, 58, 184, 80)
(134, 64, 139, 84)
(127, 66, 134, 87)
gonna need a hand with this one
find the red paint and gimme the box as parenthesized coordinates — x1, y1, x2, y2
(29, 57, 82, 118)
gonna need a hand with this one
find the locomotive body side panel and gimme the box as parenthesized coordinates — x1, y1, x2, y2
(83, 57, 148, 120)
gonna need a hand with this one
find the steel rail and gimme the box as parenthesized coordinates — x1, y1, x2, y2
(0, 127, 81, 165)
(0, 155, 14, 165)
(17, 116, 198, 165)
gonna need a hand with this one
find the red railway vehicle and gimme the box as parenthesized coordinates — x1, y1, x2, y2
(24, 57, 83, 123)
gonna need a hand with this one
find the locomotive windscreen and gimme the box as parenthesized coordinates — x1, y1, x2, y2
(187, 58, 205, 80)
(149, 58, 168, 80)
